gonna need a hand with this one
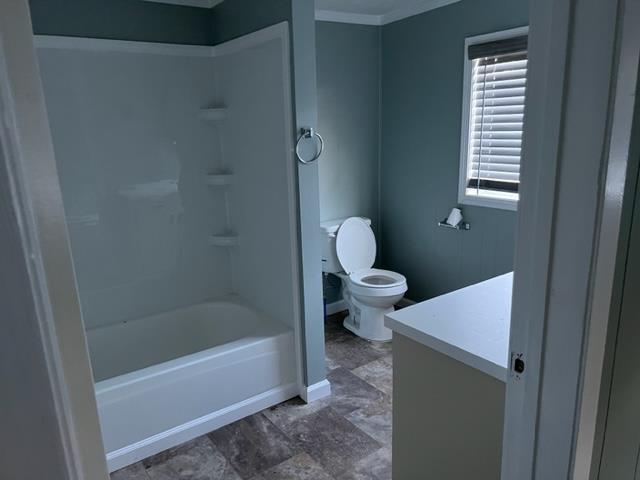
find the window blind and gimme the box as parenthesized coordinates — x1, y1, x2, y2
(468, 35, 528, 60)
(466, 45, 528, 198)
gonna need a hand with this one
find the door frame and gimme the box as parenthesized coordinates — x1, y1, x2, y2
(5, 0, 640, 477)
(0, 0, 109, 479)
(503, 0, 640, 478)
(571, 0, 640, 477)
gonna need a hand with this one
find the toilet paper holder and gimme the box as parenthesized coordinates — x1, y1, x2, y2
(438, 218, 471, 230)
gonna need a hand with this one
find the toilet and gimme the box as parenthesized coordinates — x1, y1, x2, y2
(321, 216, 407, 342)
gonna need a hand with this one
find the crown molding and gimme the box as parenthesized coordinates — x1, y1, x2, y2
(138, 0, 224, 8)
(315, 0, 461, 26)
(34, 22, 290, 59)
(34, 34, 214, 56)
(315, 9, 382, 26)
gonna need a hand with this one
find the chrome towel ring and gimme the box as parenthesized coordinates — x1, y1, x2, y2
(296, 127, 324, 164)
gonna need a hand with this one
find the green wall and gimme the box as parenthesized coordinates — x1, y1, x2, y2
(317, 0, 527, 303)
(380, 0, 528, 300)
(29, 0, 213, 44)
(210, 0, 290, 44)
(316, 21, 381, 304)
(316, 22, 381, 229)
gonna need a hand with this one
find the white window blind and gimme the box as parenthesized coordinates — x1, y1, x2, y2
(464, 37, 528, 204)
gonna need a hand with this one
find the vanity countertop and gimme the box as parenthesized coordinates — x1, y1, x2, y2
(384, 272, 512, 382)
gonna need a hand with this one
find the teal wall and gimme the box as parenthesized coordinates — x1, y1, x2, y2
(317, 0, 527, 303)
(316, 22, 381, 228)
(29, 0, 212, 44)
(316, 21, 381, 304)
(210, 0, 290, 44)
(380, 0, 528, 301)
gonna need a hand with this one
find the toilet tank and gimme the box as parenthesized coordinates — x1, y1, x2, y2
(320, 216, 371, 273)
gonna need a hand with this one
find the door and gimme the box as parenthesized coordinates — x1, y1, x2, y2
(502, 0, 640, 478)
(598, 164, 640, 479)
(0, 0, 108, 478)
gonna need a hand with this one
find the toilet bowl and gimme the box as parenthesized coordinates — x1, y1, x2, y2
(321, 217, 408, 342)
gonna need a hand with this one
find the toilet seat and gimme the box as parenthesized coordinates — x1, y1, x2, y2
(348, 269, 407, 298)
(336, 217, 407, 299)
(335, 217, 376, 274)
(349, 268, 406, 288)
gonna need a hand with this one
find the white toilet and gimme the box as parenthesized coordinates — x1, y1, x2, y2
(321, 216, 408, 342)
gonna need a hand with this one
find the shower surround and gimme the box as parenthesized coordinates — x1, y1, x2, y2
(36, 23, 303, 471)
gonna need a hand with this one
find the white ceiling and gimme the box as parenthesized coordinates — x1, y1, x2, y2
(315, 0, 461, 25)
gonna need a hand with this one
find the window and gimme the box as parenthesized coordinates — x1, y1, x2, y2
(458, 27, 529, 210)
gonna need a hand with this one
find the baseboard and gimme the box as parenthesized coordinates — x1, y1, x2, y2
(396, 298, 417, 309)
(300, 379, 331, 403)
(326, 299, 347, 316)
(106, 383, 298, 472)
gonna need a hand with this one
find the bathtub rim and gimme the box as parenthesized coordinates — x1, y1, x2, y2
(95, 328, 291, 395)
(89, 296, 288, 387)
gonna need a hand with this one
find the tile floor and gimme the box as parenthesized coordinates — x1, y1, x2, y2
(111, 312, 393, 480)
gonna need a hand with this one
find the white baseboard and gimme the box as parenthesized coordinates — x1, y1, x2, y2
(397, 298, 417, 308)
(326, 299, 347, 316)
(300, 379, 331, 403)
(106, 383, 298, 472)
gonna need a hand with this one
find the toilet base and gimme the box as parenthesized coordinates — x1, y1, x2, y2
(335, 272, 402, 342)
(342, 302, 394, 342)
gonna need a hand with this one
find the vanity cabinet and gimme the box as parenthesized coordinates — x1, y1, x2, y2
(385, 273, 512, 480)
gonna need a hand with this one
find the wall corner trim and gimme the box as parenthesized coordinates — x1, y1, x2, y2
(300, 379, 332, 403)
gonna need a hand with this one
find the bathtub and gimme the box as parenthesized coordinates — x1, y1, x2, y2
(86, 299, 298, 471)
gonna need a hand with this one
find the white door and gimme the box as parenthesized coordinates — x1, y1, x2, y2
(597, 165, 640, 479)
(502, 0, 640, 478)
(0, 0, 108, 478)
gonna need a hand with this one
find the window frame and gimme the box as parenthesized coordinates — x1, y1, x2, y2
(458, 26, 529, 211)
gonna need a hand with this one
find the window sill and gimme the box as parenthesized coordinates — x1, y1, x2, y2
(459, 194, 519, 211)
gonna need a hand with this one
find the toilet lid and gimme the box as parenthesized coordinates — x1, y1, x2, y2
(336, 217, 376, 274)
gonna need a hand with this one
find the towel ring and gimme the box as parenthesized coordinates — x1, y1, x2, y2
(296, 127, 324, 164)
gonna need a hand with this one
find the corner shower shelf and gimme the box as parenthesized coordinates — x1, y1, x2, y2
(205, 173, 234, 187)
(198, 107, 227, 122)
(209, 235, 238, 247)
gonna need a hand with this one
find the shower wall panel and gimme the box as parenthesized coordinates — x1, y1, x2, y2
(217, 39, 298, 328)
(37, 45, 231, 329)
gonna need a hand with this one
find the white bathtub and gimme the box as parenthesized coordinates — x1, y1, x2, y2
(87, 299, 298, 471)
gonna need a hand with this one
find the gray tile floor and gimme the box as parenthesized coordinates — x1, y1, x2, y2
(111, 312, 392, 480)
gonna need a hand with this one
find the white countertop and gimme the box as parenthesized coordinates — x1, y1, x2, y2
(385, 272, 512, 382)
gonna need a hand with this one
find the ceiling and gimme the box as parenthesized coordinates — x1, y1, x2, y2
(315, 0, 461, 25)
